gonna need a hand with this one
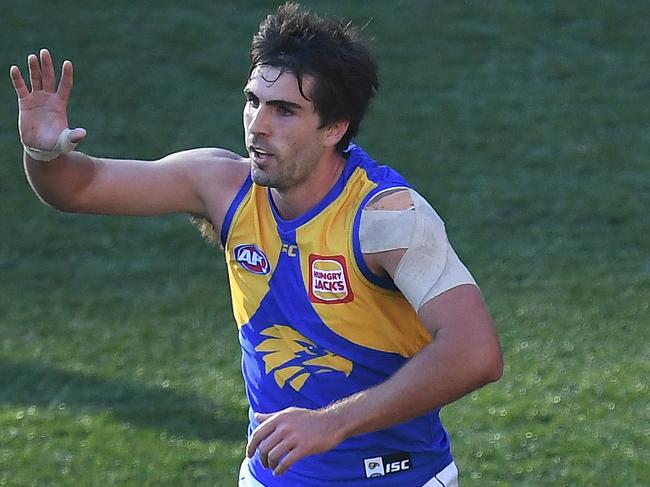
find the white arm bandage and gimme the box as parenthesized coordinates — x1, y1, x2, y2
(360, 188, 476, 311)
(23, 128, 79, 162)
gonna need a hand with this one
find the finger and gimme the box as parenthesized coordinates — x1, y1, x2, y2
(273, 448, 301, 476)
(246, 420, 275, 458)
(27, 53, 42, 91)
(57, 60, 74, 101)
(267, 440, 294, 471)
(9, 65, 29, 99)
(258, 431, 285, 468)
(255, 412, 273, 423)
(40, 49, 56, 92)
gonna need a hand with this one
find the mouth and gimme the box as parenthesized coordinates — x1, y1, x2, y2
(249, 146, 275, 165)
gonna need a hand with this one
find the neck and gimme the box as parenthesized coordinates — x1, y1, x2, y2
(271, 152, 345, 221)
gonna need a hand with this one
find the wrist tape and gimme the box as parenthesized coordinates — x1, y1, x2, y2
(23, 128, 78, 162)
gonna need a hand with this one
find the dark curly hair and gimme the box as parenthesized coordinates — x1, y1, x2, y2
(250, 2, 379, 152)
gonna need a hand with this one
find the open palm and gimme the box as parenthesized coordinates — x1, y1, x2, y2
(10, 49, 86, 151)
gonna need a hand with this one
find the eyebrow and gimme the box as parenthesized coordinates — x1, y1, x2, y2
(244, 88, 304, 111)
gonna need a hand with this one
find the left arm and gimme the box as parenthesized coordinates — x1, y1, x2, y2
(322, 280, 503, 438)
(247, 246, 503, 475)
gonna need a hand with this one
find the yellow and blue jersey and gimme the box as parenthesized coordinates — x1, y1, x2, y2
(221, 145, 453, 486)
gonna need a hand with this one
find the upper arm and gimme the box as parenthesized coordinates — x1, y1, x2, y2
(417, 284, 502, 383)
(361, 189, 502, 377)
(58, 148, 248, 221)
(361, 188, 475, 310)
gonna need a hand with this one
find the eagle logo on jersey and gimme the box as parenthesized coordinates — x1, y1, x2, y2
(255, 325, 353, 391)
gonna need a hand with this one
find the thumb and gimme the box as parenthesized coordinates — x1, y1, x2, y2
(55, 127, 86, 153)
(67, 127, 87, 143)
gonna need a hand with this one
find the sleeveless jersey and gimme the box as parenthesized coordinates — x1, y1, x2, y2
(221, 145, 453, 486)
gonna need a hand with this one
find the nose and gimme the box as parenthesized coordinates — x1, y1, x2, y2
(247, 105, 271, 137)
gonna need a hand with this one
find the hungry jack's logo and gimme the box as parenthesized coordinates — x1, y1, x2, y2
(255, 325, 353, 391)
(309, 254, 353, 304)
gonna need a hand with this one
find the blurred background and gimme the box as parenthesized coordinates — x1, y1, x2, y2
(1, 1, 648, 485)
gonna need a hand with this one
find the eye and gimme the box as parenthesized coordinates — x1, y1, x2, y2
(245, 92, 259, 108)
(297, 340, 318, 355)
(277, 105, 294, 117)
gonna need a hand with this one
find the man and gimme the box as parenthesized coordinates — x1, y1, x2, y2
(11, 3, 502, 486)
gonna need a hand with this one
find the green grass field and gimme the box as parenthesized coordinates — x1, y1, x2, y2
(1, 1, 648, 485)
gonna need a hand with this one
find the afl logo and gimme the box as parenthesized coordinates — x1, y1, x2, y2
(234, 244, 271, 275)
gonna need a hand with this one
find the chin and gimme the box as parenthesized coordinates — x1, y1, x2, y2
(250, 169, 274, 188)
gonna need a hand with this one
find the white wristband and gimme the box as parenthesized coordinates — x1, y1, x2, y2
(23, 128, 79, 162)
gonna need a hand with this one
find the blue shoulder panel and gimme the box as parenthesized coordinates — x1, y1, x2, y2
(220, 174, 253, 246)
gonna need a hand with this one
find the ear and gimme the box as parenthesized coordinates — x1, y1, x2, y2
(322, 120, 350, 148)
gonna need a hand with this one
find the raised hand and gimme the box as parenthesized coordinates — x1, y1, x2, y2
(10, 49, 86, 155)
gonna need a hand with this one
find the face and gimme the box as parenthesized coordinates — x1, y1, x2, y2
(243, 65, 332, 191)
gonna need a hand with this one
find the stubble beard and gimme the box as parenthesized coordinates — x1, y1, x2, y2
(250, 151, 319, 192)
(250, 158, 289, 190)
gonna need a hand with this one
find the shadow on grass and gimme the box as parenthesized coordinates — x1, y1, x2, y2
(0, 358, 247, 442)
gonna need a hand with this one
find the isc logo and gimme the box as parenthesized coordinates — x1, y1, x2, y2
(363, 453, 411, 479)
(234, 244, 271, 275)
(386, 459, 410, 473)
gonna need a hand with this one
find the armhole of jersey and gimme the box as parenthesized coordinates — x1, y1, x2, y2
(220, 173, 253, 247)
(351, 185, 411, 291)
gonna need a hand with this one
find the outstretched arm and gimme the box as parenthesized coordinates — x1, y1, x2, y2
(11, 49, 248, 220)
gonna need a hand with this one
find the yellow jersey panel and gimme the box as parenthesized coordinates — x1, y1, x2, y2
(295, 166, 432, 356)
(224, 182, 282, 327)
